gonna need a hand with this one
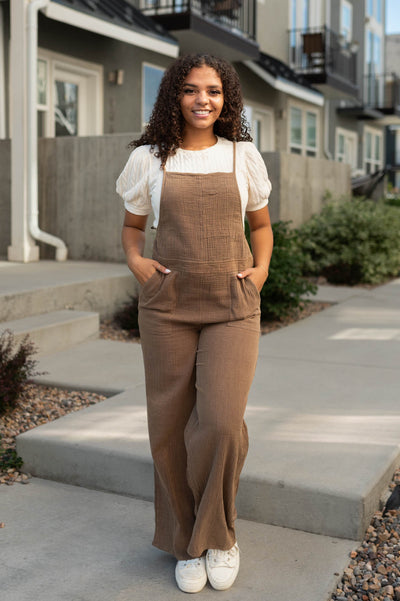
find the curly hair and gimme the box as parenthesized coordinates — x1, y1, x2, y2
(130, 54, 252, 166)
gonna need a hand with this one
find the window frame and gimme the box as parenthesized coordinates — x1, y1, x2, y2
(364, 125, 383, 174)
(340, 0, 353, 43)
(335, 127, 358, 170)
(244, 101, 275, 152)
(37, 48, 103, 138)
(142, 62, 165, 130)
(288, 103, 319, 157)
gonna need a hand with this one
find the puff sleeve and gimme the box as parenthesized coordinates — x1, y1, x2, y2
(115, 146, 152, 215)
(244, 143, 272, 212)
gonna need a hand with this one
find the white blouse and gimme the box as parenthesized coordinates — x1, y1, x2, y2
(116, 136, 271, 228)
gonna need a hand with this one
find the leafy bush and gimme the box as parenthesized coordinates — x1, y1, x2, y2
(297, 198, 400, 285)
(113, 295, 140, 333)
(246, 220, 317, 321)
(0, 434, 23, 472)
(0, 330, 41, 415)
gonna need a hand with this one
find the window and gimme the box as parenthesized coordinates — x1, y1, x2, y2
(335, 128, 357, 170)
(376, 0, 382, 23)
(37, 49, 103, 137)
(289, 105, 318, 157)
(244, 103, 274, 152)
(142, 63, 165, 128)
(367, 0, 373, 16)
(364, 127, 382, 174)
(341, 0, 352, 42)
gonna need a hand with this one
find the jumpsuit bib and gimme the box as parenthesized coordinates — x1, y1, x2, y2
(138, 142, 261, 560)
(139, 143, 260, 324)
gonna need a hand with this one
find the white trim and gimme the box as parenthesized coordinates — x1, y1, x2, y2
(0, 3, 6, 138)
(340, 0, 353, 42)
(42, 1, 179, 58)
(335, 126, 357, 169)
(244, 60, 324, 107)
(364, 124, 383, 172)
(244, 100, 275, 151)
(38, 48, 103, 137)
(288, 102, 319, 157)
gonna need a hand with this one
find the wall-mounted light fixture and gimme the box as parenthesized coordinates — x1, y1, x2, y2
(108, 69, 124, 85)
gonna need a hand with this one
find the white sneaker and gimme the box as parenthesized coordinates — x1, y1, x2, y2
(175, 557, 207, 593)
(206, 543, 240, 590)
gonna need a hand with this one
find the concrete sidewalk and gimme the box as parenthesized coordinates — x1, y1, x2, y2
(2, 264, 399, 601)
(0, 478, 355, 601)
(15, 278, 400, 542)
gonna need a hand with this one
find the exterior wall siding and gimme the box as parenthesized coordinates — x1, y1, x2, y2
(37, 13, 174, 135)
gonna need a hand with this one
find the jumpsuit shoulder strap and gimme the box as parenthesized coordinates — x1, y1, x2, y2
(232, 141, 236, 173)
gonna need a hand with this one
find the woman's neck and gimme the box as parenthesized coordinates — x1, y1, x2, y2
(180, 130, 218, 151)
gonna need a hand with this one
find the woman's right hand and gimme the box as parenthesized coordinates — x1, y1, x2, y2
(128, 255, 170, 286)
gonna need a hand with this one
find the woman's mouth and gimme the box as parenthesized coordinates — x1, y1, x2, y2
(192, 110, 211, 116)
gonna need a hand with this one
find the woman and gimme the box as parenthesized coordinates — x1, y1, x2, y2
(116, 54, 273, 593)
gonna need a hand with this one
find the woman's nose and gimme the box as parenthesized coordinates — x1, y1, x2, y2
(196, 91, 208, 104)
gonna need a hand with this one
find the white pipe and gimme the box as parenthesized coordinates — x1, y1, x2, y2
(0, 4, 6, 138)
(324, 98, 333, 160)
(27, 0, 68, 260)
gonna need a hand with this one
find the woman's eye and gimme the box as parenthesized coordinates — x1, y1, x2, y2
(210, 90, 221, 95)
(183, 88, 195, 94)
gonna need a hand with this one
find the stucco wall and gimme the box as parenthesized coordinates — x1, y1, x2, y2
(37, 134, 139, 261)
(263, 151, 351, 228)
(0, 136, 351, 261)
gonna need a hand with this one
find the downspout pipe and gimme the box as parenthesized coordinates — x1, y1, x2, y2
(27, 0, 68, 260)
(324, 98, 333, 160)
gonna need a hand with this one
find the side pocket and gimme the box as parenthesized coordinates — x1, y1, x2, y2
(139, 271, 176, 312)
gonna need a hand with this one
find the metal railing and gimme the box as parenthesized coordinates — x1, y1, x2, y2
(363, 72, 400, 112)
(141, 0, 256, 40)
(288, 26, 357, 85)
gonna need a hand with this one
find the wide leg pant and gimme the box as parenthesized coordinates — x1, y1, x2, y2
(139, 307, 260, 560)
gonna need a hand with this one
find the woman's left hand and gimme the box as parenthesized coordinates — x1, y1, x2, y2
(237, 266, 268, 293)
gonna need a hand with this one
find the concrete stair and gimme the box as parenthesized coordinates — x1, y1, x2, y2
(16, 279, 400, 542)
(0, 260, 137, 321)
(0, 310, 99, 355)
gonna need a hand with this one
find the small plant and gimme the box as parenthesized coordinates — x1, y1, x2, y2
(0, 434, 23, 472)
(113, 295, 140, 334)
(0, 330, 41, 415)
(246, 220, 317, 321)
(297, 198, 400, 285)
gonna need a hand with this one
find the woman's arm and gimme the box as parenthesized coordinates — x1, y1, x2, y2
(122, 210, 170, 285)
(238, 205, 273, 292)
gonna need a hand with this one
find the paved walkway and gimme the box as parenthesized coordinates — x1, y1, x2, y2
(1, 262, 400, 600)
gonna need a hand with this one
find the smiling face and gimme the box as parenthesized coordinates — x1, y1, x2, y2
(179, 66, 224, 137)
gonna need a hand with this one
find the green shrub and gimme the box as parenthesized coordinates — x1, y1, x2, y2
(0, 434, 23, 472)
(246, 220, 317, 321)
(113, 295, 140, 333)
(297, 198, 400, 285)
(0, 330, 40, 415)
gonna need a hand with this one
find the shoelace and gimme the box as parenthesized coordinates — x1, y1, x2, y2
(181, 558, 203, 570)
(207, 546, 237, 567)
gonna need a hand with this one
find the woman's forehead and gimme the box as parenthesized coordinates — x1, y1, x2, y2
(183, 66, 222, 86)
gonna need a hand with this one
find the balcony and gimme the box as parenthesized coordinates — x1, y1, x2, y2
(140, 0, 259, 61)
(288, 26, 358, 99)
(363, 73, 400, 118)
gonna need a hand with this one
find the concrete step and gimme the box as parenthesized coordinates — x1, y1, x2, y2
(1, 478, 356, 601)
(15, 280, 400, 543)
(0, 260, 137, 320)
(0, 310, 99, 355)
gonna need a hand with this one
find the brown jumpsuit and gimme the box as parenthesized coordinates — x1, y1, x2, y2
(138, 143, 261, 560)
